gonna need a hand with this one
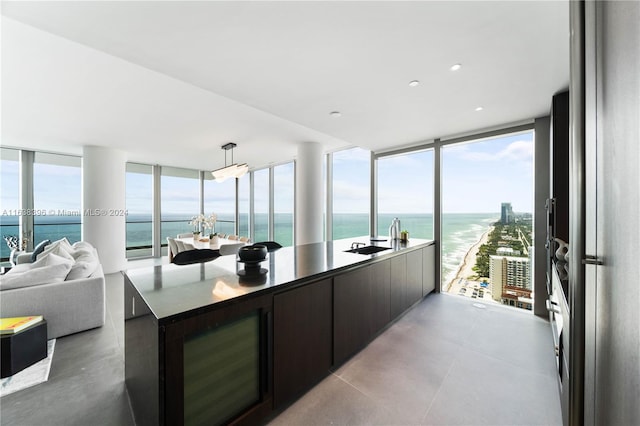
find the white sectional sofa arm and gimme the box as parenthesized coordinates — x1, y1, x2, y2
(0, 264, 106, 339)
(16, 252, 34, 264)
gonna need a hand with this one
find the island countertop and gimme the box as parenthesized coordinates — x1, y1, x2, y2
(124, 236, 434, 323)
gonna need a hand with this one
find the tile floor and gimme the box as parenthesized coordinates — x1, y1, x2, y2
(270, 295, 562, 425)
(0, 266, 562, 425)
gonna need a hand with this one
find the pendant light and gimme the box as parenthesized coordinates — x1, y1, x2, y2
(211, 143, 248, 182)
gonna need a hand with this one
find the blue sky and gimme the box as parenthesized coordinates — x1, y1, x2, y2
(442, 131, 533, 213)
(332, 131, 533, 214)
(2, 130, 533, 219)
(0, 161, 82, 215)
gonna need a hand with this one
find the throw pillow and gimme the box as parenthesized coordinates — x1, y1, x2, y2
(5, 263, 34, 274)
(39, 252, 74, 267)
(38, 240, 75, 262)
(66, 251, 99, 280)
(57, 237, 74, 252)
(31, 239, 51, 262)
(8, 251, 72, 274)
(0, 255, 73, 290)
(72, 241, 94, 252)
(70, 248, 94, 260)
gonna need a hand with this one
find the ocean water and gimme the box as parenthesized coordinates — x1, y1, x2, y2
(1, 213, 498, 279)
(441, 213, 498, 284)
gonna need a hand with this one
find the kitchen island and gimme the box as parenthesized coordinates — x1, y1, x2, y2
(124, 237, 435, 426)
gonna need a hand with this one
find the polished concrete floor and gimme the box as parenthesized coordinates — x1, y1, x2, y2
(0, 267, 562, 425)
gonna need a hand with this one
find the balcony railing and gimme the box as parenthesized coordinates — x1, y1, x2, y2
(126, 219, 236, 254)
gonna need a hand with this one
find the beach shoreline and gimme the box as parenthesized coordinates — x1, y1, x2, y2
(445, 225, 493, 292)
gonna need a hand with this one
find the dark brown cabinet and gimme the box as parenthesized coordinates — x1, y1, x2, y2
(548, 90, 570, 425)
(369, 259, 391, 335)
(550, 91, 570, 248)
(422, 244, 435, 295)
(406, 250, 423, 306)
(333, 267, 372, 365)
(390, 249, 424, 317)
(273, 279, 332, 408)
(390, 254, 408, 319)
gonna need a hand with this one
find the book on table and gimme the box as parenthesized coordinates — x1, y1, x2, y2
(0, 316, 44, 335)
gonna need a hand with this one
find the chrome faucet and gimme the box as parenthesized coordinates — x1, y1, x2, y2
(351, 242, 366, 249)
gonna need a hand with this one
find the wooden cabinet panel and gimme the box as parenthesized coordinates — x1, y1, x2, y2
(422, 245, 435, 296)
(334, 267, 371, 366)
(406, 250, 423, 306)
(370, 260, 391, 335)
(274, 279, 332, 408)
(390, 255, 407, 318)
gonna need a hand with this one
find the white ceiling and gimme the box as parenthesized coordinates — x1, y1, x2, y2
(1, 1, 569, 171)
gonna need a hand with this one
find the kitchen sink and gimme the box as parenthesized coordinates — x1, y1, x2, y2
(344, 245, 391, 255)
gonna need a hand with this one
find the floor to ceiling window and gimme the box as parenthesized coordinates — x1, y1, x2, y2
(0, 148, 20, 261)
(332, 147, 370, 239)
(273, 162, 294, 247)
(252, 168, 270, 243)
(161, 167, 199, 243)
(125, 163, 153, 258)
(33, 152, 82, 245)
(204, 174, 236, 237)
(376, 149, 434, 240)
(238, 174, 250, 238)
(441, 130, 534, 310)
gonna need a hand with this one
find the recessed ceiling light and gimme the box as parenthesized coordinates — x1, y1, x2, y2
(330, 111, 342, 117)
(475, 106, 484, 111)
(450, 63, 462, 71)
(409, 80, 420, 87)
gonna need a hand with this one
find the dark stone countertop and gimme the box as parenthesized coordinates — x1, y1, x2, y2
(124, 237, 434, 323)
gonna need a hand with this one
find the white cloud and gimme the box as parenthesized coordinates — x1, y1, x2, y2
(450, 140, 533, 163)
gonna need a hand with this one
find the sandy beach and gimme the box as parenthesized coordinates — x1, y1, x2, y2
(445, 225, 493, 293)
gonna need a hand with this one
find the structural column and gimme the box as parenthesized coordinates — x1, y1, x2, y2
(295, 142, 324, 245)
(82, 146, 127, 273)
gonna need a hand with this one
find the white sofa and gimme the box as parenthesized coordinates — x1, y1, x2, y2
(0, 238, 105, 339)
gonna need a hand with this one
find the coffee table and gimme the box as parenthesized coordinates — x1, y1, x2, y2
(1, 320, 48, 378)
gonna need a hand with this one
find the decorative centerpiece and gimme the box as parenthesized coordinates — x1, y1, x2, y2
(238, 244, 267, 262)
(189, 212, 217, 242)
(203, 213, 218, 245)
(237, 244, 268, 277)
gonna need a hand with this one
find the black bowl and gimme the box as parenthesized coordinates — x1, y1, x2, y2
(238, 244, 268, 262)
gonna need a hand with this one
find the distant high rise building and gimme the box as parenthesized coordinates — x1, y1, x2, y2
(489, 255, 531, 309)
(501, 202, 514, 224)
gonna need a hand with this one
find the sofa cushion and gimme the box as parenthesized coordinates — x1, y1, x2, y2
(38, 238, 75, 261)
(5, 262, 35, 274)
(66, 251, 99, 280)
(22, 252, 74, 274)
(0, 253, 73, 290)
(31, 239, 51, 262)
(72, 241, 95, 252)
